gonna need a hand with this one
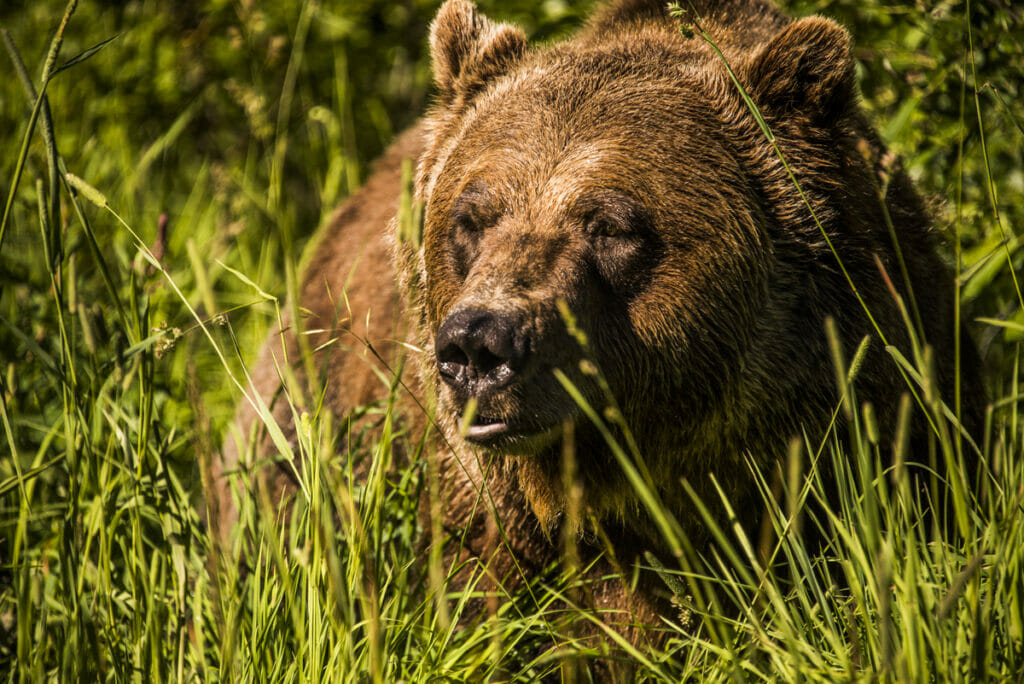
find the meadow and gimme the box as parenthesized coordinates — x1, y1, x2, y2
(1, 0, 1022, 680)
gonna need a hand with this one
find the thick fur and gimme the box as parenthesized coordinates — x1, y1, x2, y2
(216, 0, 983, 654)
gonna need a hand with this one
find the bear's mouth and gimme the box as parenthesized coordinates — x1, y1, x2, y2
(463, 414, 509, 442)
(459, 413, 562, 451)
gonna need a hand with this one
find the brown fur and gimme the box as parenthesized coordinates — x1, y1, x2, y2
(216, 0, 983, 658)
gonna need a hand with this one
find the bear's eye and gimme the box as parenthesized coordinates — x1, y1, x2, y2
(451, 182, 499, 234)
(585, 216, 628, 239)
(576, 192, 648, 242)
(454, 211, 480, 233)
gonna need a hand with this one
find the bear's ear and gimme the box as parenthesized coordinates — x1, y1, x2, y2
(745, 17, 856, 125)
(430, 0, 527, 103)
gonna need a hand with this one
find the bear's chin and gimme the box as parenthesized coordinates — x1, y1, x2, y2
(490, 435, 633, 539)
(503, 447, 574, 536)
(511, 452, 630, 540)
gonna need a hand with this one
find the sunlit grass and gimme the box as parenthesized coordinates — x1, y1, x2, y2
(2, 0, 1022, 681)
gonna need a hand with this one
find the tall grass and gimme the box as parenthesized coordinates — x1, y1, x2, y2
(1, 0, 1022, 681)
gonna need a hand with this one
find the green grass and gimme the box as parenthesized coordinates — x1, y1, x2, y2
(1, 0, 1023, 680)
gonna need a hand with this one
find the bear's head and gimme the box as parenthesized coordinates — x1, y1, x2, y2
(399, 0, 903, 533)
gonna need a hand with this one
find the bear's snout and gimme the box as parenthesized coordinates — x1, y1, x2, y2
(435, 308, 529, 399)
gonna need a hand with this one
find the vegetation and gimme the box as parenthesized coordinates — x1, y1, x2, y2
(1, 0, 1021, 680)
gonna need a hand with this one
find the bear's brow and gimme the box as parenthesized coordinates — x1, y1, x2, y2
(451, 181, 502, 227)
(570, 189, 650, 232)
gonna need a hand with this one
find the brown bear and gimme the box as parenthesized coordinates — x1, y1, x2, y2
(215, 0, 982, 653)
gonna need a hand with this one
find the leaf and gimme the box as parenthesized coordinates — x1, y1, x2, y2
(51, 34, 120, 77)
(976, 316, 1024, 335)
(216, 259, 278, 302)
(0, 457, 64, 496)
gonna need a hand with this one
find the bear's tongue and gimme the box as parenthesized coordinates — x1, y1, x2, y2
(464, 415, 508, 441)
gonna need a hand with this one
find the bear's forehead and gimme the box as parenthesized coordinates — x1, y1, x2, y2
(504, 52, 712, 121)
(440, 64, 728, 196)
(450, 145, 650, 216)
(421, 37, 750, 219)
(450, 58, 722, 159)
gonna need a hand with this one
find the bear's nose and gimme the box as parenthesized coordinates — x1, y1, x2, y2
(435, 309, 526, 395)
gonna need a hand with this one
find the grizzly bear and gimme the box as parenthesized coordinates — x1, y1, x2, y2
(215, 0, 982, 650)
